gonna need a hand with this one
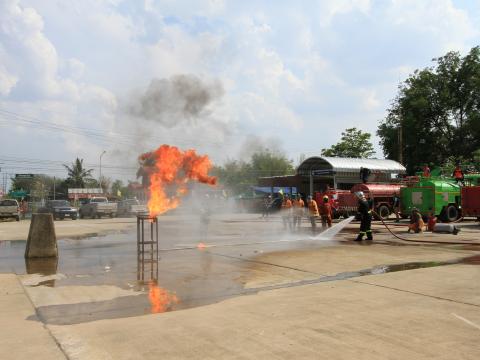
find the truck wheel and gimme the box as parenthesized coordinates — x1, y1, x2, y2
(71, 215, 77, 220)
(80, 212, 84, 219)
(16, 216, 20, 222)
(53, 215, 57, 220)
(377, 205, 390, 220)
(442, 205, 459, 222)
(97, 214, 102, 219)
(109, 213, 114, 218)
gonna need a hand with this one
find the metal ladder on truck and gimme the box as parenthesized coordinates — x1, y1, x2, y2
(136, 215, 159, 282)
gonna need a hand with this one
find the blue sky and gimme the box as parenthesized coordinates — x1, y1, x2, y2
(1, 0, 480, 182)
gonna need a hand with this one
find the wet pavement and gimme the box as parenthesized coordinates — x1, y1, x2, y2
(1, 214, 479, 326)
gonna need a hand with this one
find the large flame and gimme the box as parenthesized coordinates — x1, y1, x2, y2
(140, 144, 217, 217)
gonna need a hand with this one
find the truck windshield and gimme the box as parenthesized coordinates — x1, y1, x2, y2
(92, 198, 107, 203)
(0, 200, 17, 206)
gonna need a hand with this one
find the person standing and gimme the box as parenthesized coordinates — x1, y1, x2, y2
(355, 191, 373, 241)
(453, 164, 464, 185)
(306, 195, 319, 230)
(262, 194, 272, 219)
(359, 167, 371, 184)
(319, 195, 332, 228)
(422, 165, 431, 177)
(281, 194, 293, 230)
(392, 192, 401, 222)
(20, 198, 28, 220)
(292, 194, 305, 230)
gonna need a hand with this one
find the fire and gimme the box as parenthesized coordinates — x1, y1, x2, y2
(148, 281, 179, 314)
(139, 145, 217, 217)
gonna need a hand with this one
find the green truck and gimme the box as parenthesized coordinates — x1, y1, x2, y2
(400, 178, 461, 222)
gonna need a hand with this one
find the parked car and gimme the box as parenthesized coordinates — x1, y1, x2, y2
(45, 200, 78, 220)
(117, 199, 147, 217)
(0, 199, 20, 221)
(79, 197, 118, 219)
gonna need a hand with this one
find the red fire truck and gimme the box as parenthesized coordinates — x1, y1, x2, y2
(318, 183, 404, 220)
(315, 189, 357, 219)
(461, 186, 480, 220)
(350, 183, 404, 220)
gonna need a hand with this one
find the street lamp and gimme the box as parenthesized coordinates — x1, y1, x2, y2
(99, 150, 106, 184)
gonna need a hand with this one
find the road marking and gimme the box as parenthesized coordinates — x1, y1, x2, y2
(451, 313, 480, 330)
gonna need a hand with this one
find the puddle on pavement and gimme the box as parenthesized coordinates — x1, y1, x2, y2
(1, 226, 479, 326)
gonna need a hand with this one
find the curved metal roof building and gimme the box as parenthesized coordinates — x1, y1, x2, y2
(297, 156, 406, 176)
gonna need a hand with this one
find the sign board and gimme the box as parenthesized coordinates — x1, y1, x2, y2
(68, 188, 103, 199)
(15, 174, 35, 179)
(68, 188, 102, 194)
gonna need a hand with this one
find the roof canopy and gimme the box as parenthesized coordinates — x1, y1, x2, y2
(297, 156, 406, 176)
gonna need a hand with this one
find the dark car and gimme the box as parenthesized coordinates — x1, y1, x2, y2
(45, 200, 79, 220)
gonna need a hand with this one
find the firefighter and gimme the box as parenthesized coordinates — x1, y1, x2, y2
(292, 194, 305, 229)
(453, 164, 464, 185)
(281, 194, 293, 230)
(262, 194, 272, 219)
(408, 208, 424, 233)
(319, 195, 332, 228)
(422, 164, 431, 177)
(359, 167, 371, 184)
(306, 195, 319, 230)
(355, 191, 373, 241)
(392, 192, 400, 222)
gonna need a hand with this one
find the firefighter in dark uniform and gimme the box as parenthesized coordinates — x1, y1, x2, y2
(355, 191, 373, 241)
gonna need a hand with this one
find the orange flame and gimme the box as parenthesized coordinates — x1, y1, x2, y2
(140, 145, 217, 217)
(148, 282, 179, 314)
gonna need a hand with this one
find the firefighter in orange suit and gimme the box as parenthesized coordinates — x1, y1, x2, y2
(292, 194, 305, 229)
(307, 195, 319, 229)
(281, 194, 293, 230)
(319, 195, 333, 228)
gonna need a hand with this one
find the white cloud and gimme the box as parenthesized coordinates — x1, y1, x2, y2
(386, 0, 478, 52)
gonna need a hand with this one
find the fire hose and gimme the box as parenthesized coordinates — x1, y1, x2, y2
(371, 210, 468, 244)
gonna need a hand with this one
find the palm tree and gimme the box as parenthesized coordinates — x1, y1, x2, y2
(64, 158, 94, 188)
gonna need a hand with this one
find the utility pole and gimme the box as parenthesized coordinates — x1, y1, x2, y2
(398, 125, 403, 165)
(53, 176, 56, 200)
(99, 150, 106, 189)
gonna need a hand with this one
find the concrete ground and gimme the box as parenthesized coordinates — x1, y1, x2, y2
(0, 217, 136, 241)
(1, 213, 479, 359)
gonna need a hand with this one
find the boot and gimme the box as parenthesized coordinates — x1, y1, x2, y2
(355, 233, 363, 241)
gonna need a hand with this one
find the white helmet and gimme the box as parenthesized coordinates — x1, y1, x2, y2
(355, 191, 365, 199)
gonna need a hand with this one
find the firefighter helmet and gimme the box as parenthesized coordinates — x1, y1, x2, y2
(355, 191, 365, 199)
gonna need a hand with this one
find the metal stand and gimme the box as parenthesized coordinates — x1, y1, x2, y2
(136, 214, 159, 282)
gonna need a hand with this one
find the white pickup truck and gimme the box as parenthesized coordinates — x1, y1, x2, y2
(79, 197, 117, 219)
(0, 199, 20, 221)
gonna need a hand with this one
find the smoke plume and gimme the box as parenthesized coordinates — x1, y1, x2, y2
(129, 74, 224, 127)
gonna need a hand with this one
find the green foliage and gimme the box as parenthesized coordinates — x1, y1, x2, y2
(63, 158, 94, 188)
(321, 128, 375, 158)
(378, 46, 480, 174)
(212, 150, 294, 194)
(10, 175, 67, 199)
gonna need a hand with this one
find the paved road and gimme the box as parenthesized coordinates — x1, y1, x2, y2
(1, 213, 479, 359)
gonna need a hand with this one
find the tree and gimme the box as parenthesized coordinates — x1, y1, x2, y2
(211, 150, 295, 194)
(378, 46, 480, 173)
(111, 180, 124, 197)
(11, 175, 67, 199)
(63, 158, 94, 188)
(321, 128, 375, 158)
